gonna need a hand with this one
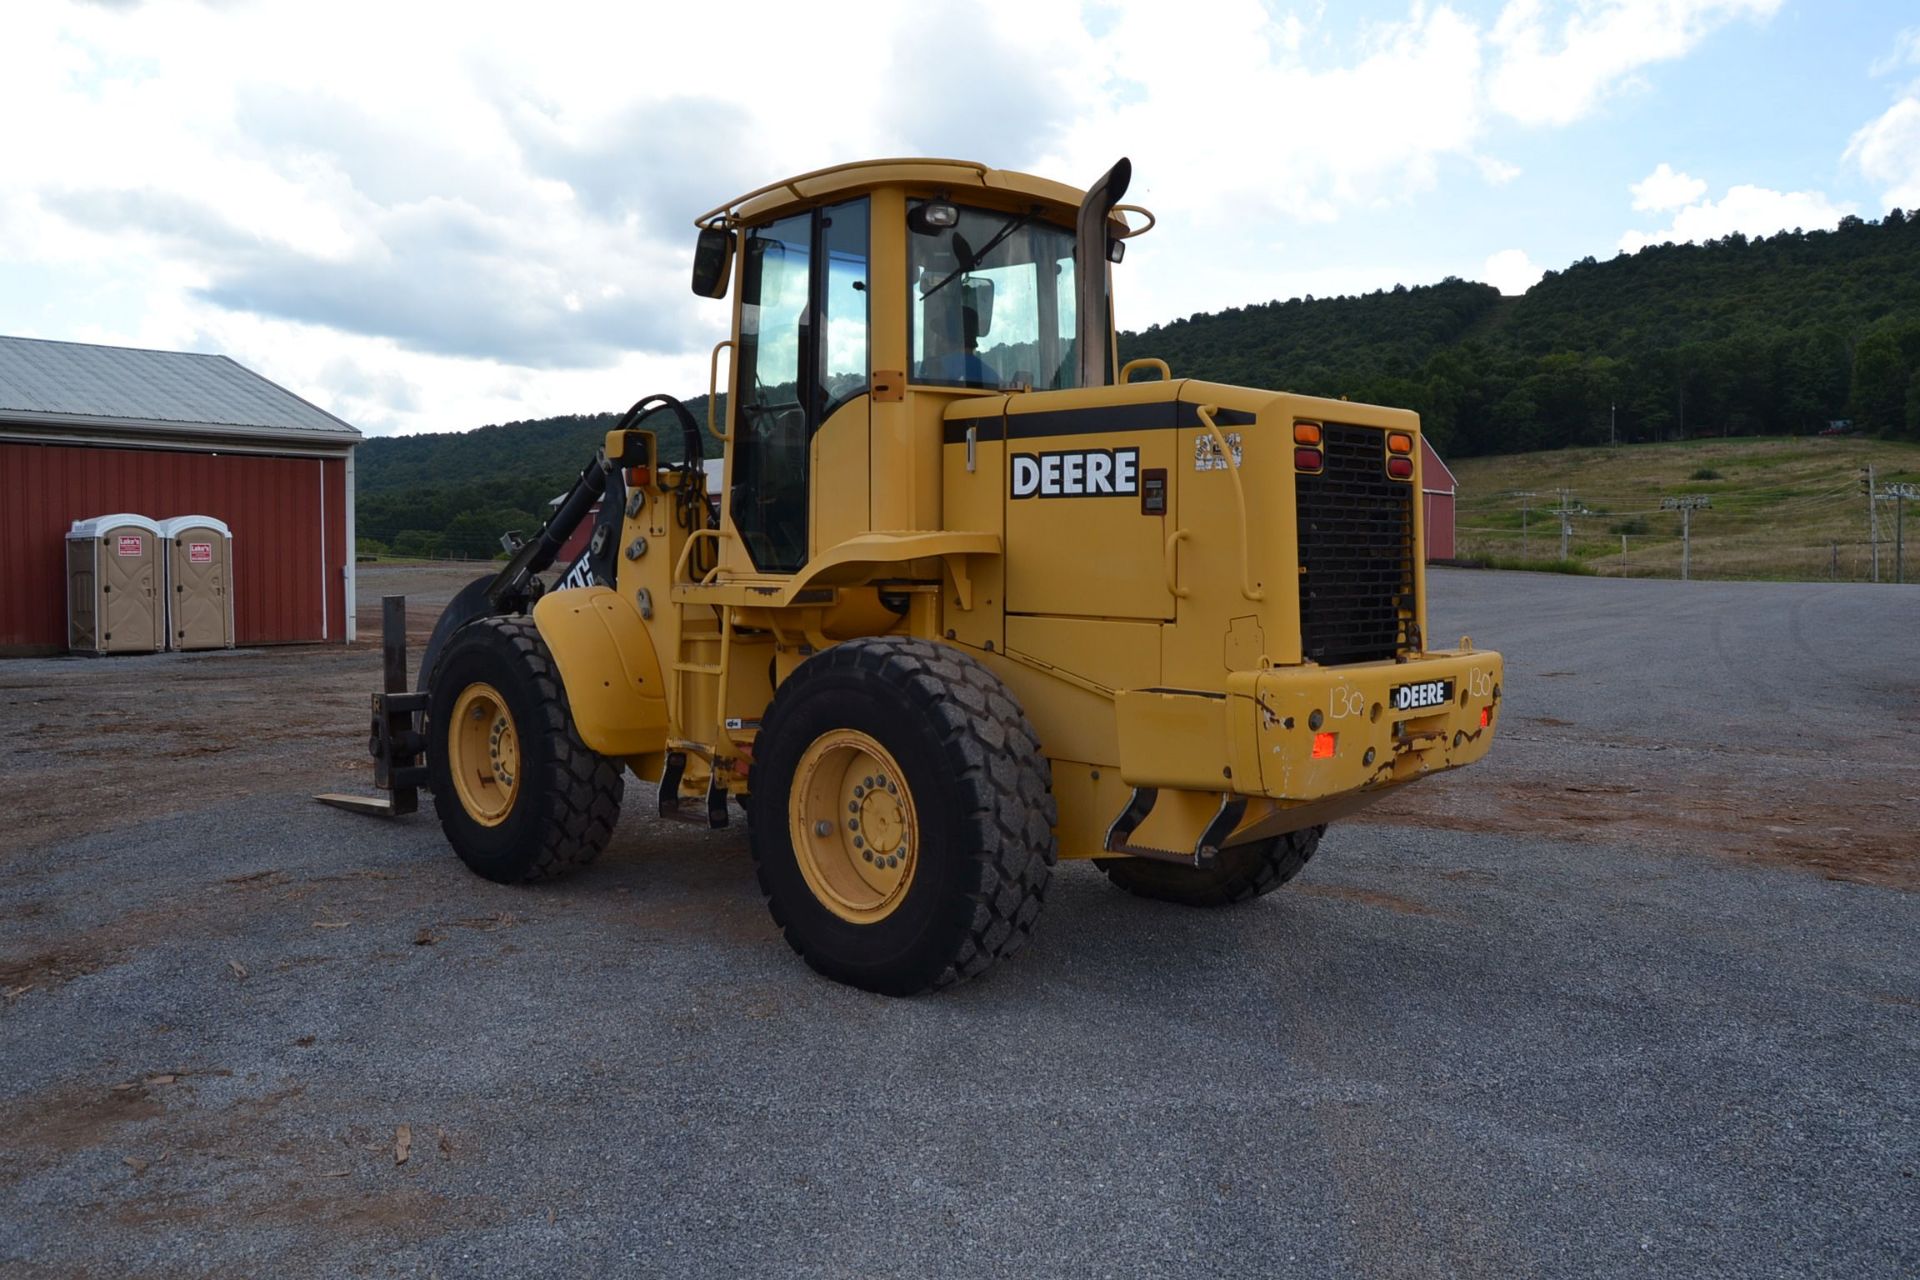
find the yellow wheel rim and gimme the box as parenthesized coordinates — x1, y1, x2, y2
(788, 729, 918, 925)
(448, 682, 520, 827)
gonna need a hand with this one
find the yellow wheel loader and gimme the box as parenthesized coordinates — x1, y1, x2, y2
(324, 157, 1504, 996)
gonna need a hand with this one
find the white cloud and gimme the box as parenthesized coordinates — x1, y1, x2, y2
(1618, 183, 1853, 252)
(1845, 97, 1920, 211)
(1476, 155, 1523, 186)
(1631, 163, 1708, 212)
(1482, 248, 1544, 295)
(1488, 0, 1783, 127)
(1870, 26, 1920, 78)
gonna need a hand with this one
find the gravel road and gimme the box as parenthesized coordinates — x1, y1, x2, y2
(1, 567, 1915, 1278)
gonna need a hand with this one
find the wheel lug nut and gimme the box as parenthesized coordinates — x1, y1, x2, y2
(848, 819, 859, 831)
(847, 801, 858, 813)
(853, 836, 864, 849)
(862, 850, 873, 862)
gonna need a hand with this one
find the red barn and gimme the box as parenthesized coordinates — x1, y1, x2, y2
(0, 335, 362, 654)
(1421, 436, 1458, 562)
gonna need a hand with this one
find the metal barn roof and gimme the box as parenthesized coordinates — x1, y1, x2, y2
(0, 335, 360, 451)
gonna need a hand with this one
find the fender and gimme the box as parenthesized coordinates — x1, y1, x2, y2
(529, 586, 669, 759)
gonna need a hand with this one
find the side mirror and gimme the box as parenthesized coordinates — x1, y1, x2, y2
(691, 226, 733, 299)
(961, 277, 994, 337)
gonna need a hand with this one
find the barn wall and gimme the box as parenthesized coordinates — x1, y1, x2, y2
(1424, 491, 1457, 561)
(0, 439, 351, 650)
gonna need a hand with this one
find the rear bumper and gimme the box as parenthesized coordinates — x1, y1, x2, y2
(1113, 648, 1503, 801)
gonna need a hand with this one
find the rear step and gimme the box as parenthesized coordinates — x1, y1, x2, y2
(657, 750, 730, 829)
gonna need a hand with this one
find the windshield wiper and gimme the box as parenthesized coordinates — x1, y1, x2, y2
(919, 209, 1041, 300)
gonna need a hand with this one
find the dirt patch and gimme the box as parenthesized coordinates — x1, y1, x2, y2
(0, 565, 478, 862)
(1360, 754, 1920, 892)
(9, 1082, 167, 1155)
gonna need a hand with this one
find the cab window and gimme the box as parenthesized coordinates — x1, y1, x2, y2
(909, 202, 1080, 392)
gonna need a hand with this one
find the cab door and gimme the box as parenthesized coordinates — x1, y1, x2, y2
(727, 198, 869, 573)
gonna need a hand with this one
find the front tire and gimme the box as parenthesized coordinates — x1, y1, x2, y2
(1097, 826, 1323, 907)
(749, 638, 1057, 995)
(427, 617, 623, 883)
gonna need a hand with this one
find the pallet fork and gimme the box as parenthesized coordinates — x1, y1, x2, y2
(315, 595, 426, 818)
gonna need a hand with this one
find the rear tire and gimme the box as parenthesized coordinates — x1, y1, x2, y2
(1097, 826, 1323, 907)
(749, 638, 1057, 995)
(428, 617, 623, 883)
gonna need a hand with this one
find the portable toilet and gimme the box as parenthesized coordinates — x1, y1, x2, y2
(157, 515, 235, 651)
(66, 514, 167, 654)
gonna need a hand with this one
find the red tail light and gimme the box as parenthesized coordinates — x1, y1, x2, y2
(1312, 732, 1337, 759)
(1295, 447, 1323, 472)
(1386, 456, 1413, 480)
(1480, 706, 1492, 727)
(626, 465, 652, 487)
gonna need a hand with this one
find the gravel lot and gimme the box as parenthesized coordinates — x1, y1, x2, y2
(2, 566, 1916, 1277)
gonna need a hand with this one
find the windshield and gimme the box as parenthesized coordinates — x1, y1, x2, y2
(909, 202, 1080, 392)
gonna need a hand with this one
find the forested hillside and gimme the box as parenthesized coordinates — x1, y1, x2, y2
(357, 398, 722, 558)
(358, 209, 1920, 557)
(1126, 209, 1920, 456)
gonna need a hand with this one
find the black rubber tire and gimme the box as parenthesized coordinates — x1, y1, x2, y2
(1097, 825, 1324, 907)
(427, 616, 623, 883)
(417, 575, 498, 694)
(748, 637, 1057, 996)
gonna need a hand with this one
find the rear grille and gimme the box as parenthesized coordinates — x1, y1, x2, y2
(1295, 423, 1416, 665)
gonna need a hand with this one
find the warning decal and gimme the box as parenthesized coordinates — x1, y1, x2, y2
(116, 536, 143, 557)
(189, 542, 213, 564)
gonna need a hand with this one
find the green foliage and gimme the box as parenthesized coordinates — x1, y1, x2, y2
(355, 536, 389, 558)
(1689, 467, 1722, 480)
(1609, 516, 1650, 535)
(1483, 555, 1597, 575)
(1850, 331, 1908, 436)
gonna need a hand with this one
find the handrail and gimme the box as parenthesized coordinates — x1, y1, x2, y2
(1164, 528, 1191, 599)
(1194, 405, 1264, 601)
(673, 527, 731, 587)
(1112, 204, 1157, 237)
(1120, 357, 1171, 384)
(708, 339, 734, 442)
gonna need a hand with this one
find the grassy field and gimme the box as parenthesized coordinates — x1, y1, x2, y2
(1447, 435, 1920, 582)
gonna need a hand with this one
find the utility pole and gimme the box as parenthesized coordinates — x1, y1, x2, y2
(1547, 488, 1585, 561)
(1610, 401, 1617, 448)
(1878, 483, 1919, 584)
(1513, 491, 1537, 559)
(1662, 496, 1711, 580)
(1864, 466, 1879, 583)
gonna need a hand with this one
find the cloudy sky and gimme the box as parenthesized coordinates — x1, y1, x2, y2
(2, 0, 1916, 437)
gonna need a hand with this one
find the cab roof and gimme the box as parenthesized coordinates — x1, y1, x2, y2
(694, 158, 1088, 230)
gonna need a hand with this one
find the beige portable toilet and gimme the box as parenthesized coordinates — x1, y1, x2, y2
(157, 515, 236, 651)
(66, 514, 167, 654)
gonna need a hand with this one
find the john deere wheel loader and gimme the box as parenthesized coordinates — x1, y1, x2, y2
(328, 157, 1504, 996)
